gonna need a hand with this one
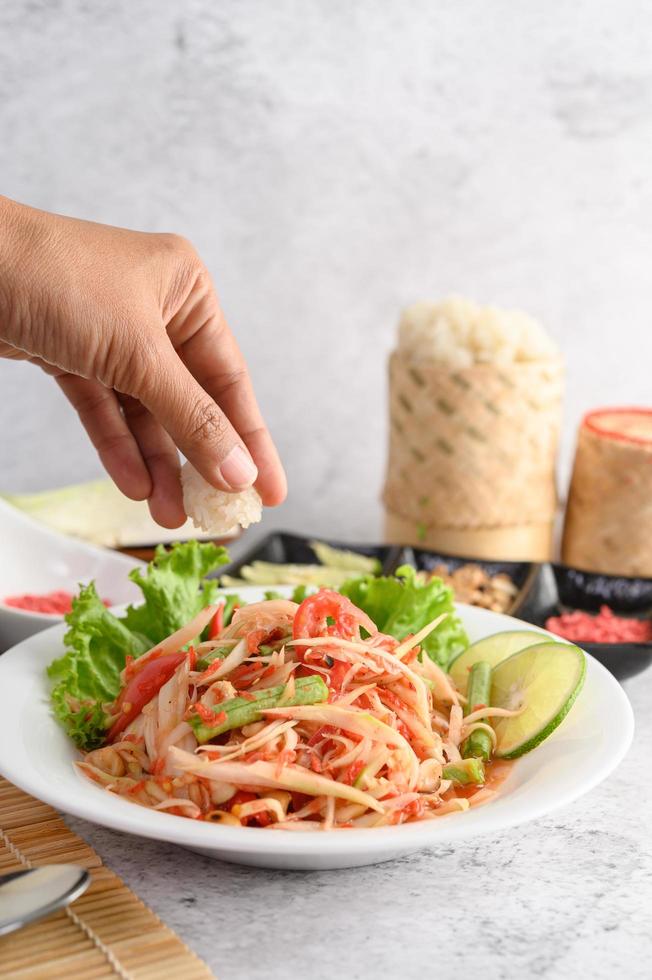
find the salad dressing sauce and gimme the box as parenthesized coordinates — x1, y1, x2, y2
(445, 759, 514, 802)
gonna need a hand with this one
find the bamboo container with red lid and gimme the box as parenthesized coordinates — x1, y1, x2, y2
(562, 407, 652, 576)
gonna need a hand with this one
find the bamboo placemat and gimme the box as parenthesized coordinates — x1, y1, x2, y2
(0, 777, 215, 979)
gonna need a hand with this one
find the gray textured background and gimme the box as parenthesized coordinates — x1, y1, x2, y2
(2, 0, 651, 540)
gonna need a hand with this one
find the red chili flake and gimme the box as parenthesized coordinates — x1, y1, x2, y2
(341, 760, 365, 785)
(231, 662, 267, 684)
(396, 719, 411, 741)
(247, 628, 267, 654)
(379, 787, 400, 801)
(229, 790, 257, 808)
(229, 789, 271, 824)
(127, 779, 146, 796)
(151, 758, 165, 775)
(186, 645, 197, 671)
(377, 689, 404, 713)
(192, 703, 225, 725)
(401, 798, 424, 821)
(307, 725, 335, 749)
(195, 660, 224, 685)
(276, 749, 297, 768)
(239, 691, 257, 702)
(326, 661, 349, 698)
(309, 755, 323, 773)
(545, 605, 652, 644)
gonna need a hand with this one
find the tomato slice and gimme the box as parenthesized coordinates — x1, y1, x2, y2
(208, 603, 225, 640)
(247, 626, 285, 654)
(107, 651, 186, 742)
(293, 590, 376, 642)
(327, 660, 350, 698)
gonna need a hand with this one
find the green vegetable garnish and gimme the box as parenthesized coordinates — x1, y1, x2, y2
(442, 758, 486, 785)
(461, 661, 492, 762)
(309, 541, 380, 575)
(491, 642, 586, 759)
(339, 566, 467, 668)
(122, 541, 228, 644)
(47, 541, 229, 750)
(220, 540, 380, 589)
(48, 582, 150, 750)
(189, 676, 329, 743)
(448, 630, 544, 693)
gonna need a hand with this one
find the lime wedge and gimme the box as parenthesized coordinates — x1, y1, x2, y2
(448, 630, 546, 696)
(490, 642, 586, 759)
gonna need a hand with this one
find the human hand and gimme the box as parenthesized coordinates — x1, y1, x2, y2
(0, 195, 286, 527)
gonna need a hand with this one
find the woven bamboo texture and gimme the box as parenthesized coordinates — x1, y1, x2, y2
(383, 352, 563, 555)
(562, 421, 652, 576)
(384, 510, 555, 561)
(0, 778, 215, 980)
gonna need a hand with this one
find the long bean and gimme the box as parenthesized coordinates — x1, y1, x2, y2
(442, 758, 486, 785)
(189, 675, 329, 744)
(461, 660, 493, 762)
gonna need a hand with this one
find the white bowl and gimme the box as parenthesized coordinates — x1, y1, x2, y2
(0, 590, 633, 870)
(0, 498, 143, 649)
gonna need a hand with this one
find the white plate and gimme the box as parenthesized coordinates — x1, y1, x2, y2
(0, 590, 633, 870)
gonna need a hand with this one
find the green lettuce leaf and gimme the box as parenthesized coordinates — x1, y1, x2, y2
(47, 583, 150, 750)
(291, 584, 310, 604)
(122, 541, 228, 642)
(339, 565, 468, 668)
(47, 541, 229, 750)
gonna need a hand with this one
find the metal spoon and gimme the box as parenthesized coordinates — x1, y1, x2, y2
(0, 864, 90, 936)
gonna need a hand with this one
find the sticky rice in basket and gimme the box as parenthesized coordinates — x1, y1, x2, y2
(383, 297, 563, 560)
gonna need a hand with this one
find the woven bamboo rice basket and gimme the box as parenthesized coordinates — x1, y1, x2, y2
(562, 408, 652, 576)
(383, 352, 564, 560)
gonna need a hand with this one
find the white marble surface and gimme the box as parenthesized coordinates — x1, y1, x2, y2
(2, 1, 652, 539)
(61, 665, 650, 980)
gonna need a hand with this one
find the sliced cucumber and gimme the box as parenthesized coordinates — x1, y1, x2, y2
(448, 630, 546, 696)
(490, 642, 586, 759)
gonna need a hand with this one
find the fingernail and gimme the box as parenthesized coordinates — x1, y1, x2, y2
(219, 445, 258, 489)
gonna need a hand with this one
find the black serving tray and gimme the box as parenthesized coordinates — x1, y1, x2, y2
(526, 563, 652, 682)
(219, 531, 402, 580)
(551, 564, 652, 613)
(218, 532, 652, 682)
(395, 545, 545, 621)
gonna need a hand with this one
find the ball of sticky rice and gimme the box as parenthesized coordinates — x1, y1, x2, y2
(398, 296, 558, 368)
(180, 462, 262, 534)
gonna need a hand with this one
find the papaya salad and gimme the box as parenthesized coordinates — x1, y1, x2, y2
(48, 542, 585, 831)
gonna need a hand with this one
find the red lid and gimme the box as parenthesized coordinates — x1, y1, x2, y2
(583, 407, 652, 447)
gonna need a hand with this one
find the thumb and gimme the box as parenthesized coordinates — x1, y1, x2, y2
(138, 342, 258, 493)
